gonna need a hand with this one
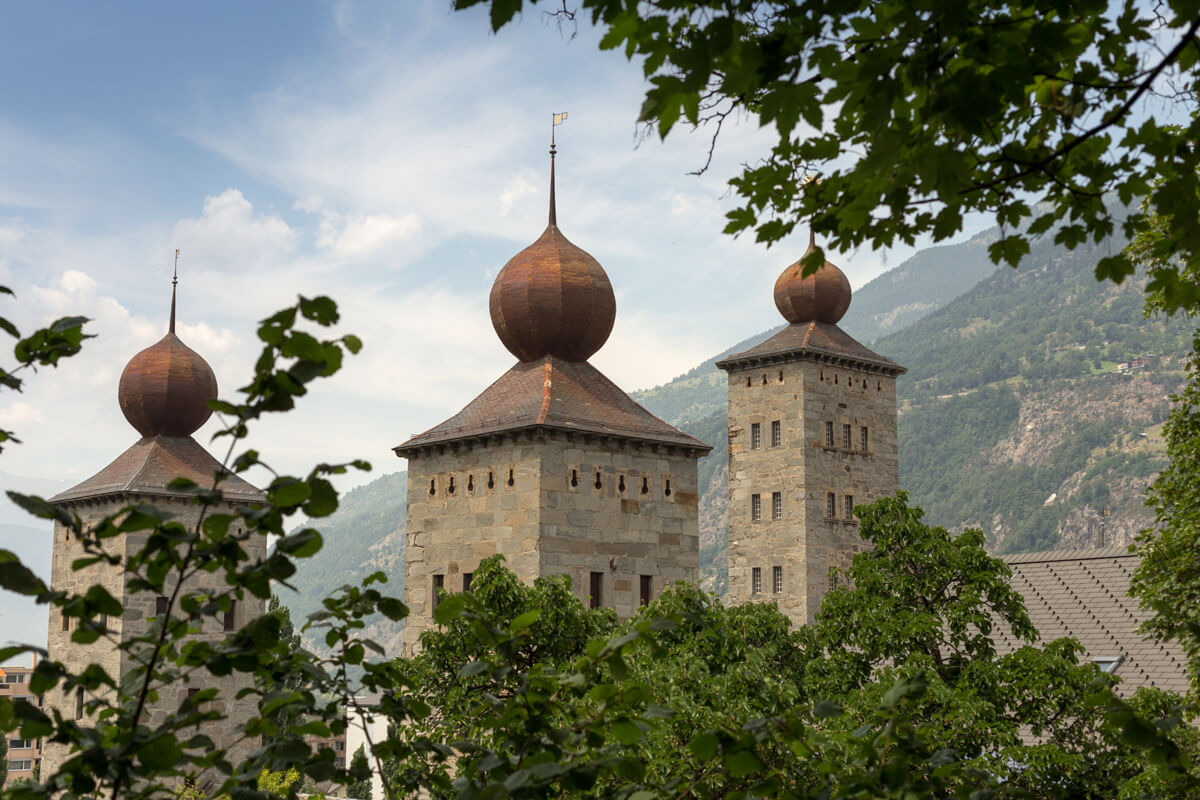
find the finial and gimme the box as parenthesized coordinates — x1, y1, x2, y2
(808, 228, 816, 250)
(169, 249, 179, 334)
(550, 111, 568, 226)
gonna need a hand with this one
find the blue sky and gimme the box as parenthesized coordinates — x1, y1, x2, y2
(0, 2, 951, 509)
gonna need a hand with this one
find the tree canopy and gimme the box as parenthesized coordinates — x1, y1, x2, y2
(459, 0, 1200, 311)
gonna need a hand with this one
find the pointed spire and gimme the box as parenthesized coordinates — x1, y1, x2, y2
(169, 249, 179, 334)
(549, 111, 567, 227)
(549, 144, 557, 226)
(809, 228, 816, 250)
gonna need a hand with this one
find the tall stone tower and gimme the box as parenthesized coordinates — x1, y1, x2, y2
(43, 282, 265, 779)
(395, 146, 711, 653)
(718, 234, 905, 625)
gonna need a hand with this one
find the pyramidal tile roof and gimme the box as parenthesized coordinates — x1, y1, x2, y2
(394, 356, 711, 454)
(51, 435, 263, 505)
(716, 321, 905, 373)
(998, 547, 1189, 697)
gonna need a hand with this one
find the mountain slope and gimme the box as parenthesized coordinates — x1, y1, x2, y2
(279, 471, 408, 653)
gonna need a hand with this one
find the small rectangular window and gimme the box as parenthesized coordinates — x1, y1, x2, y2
(828, 573, 838, 592)
(771, 420, 782, 447)
(463, 572, 474, 591)
(432, 574, 444, 611)
(751, 493, 762, 521)
(9, 739, 32, 750)
(825, 421, 834, 447)
(826, 492, 837, 519)
(589, 572, 603, 609)
(155, 596, 169, 616)
(772, 566, 783, 594)
(750, 422, 762, 449)
(223, 600, 236, 632)
(4, 674, 22, 683)
(75, 688, 83, 721)
(845, 494, 855, 519)
(772, 491, 783, 520)
(860, 426, 869, 452)
(751, 567, 762, 595)
(61, 612, 69, 632)
(8, 759, 32, 772)
(842, 423, 852, 449)
(640, 575, 652, 607)
(98, 614, 108, 633)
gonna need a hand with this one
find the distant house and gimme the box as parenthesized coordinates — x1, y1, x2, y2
(996, 548, 1188, 696)
(0, 660, 43, 787)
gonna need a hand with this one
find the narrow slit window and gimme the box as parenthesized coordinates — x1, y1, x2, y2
(589, 572, 603, 609)
(570, 469, 578, 488)
(826, 492, 837, 519)
(825, 421, 834, 447)
(639, 575, 652, 607)
(750, 422, 762, 449)
(772, 491, 783, 520)
(467, 475, 474, 492)
(618, 475, 626, 493)
(75, 688, 83, 720)
(429, 478, 436, 496)
(751, 493, 762, 521)
(448, 476, 455, 495)
(432, 574, 444, 611)
(752, 567, 762, 595)
(778, 370, 784, 382)
(641, 477, 649, 495)
(595, 472, 603, 490)
(664, 479, 672, 497)
(761, 374, 767, 385)
(746, 376, 752, 387)
(507, 469, 515, 487)
(842, 423, 852, 449)
(772, 566, 783, 594)
(488, 471, 495, 489)
(771, 420, 782, 447)
(61, 612, 69, 632)
(223, 600, 236, 632)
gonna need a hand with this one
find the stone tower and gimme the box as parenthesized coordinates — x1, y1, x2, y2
(395, 146, 711, 653)
(42, 281, 265, 779)
(718, 234, 905, 625)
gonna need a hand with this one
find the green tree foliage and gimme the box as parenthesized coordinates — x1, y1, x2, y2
(262, 594, 307, 745)
(1136, 329, 1200, 699)
(458, 0, 1200, 311)
(0, 733, 7, 788)
(346, 745, 371, 800)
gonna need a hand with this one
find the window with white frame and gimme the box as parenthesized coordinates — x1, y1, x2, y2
(751, 493, 762, 521)
(824, 421, 834, 447)
(826, 492, 837, 519)
(842, 423, 852, 449)
(772, 566, 783, 594)
(751, 567, 762, 595)
(772, 491, 783, 520)
(771, 420, 782, 447)
(750, 422, 762, 449)
(845, 494, 855, 519)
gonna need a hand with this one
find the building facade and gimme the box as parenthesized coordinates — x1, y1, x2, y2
(719, 235, 906, 625)
(395, 150, 710, 653)
(1, 663, 42, 787)
(42, 287, 265, 780)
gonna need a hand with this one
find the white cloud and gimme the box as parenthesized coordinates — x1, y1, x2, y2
(314, 210, 421, 260)
(171, 189, 297, 273)
(499, 172, 537, 216)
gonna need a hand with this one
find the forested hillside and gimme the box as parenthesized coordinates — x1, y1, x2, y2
(883, 233, 1192, 552)
(279, 471, 408, 653)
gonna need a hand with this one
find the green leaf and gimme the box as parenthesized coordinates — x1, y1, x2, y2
(689, 732, 719, 760)
(509, 609, 540, 634)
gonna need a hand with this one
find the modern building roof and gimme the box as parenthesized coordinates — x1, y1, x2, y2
(51, 434, 263, 505)
(716, 320, 906, 374)
(997, 547, 1189, 697)
(394, 356, 712, 455)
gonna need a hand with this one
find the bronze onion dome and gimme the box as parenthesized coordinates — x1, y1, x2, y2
(118, 282, 217, 437)
(774, 231, 852, 325)
(489, 148, 616, 363)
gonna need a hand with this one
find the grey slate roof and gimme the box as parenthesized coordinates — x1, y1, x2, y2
(716, 321, 905, 374)
(999, 547, 1189, 697)
(51, 435, 263, 505)
(394, 356, 711, 455)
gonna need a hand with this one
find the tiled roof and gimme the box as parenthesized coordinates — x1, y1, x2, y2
(51, 435, 263, 505)
(394, 356, 712, 454)
(998, 547, 1189, 696)
(715, 321, 905, 373)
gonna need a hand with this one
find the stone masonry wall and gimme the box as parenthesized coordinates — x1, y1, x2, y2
(537, 436, 699, 619)
(401, 430, 703, 650)
(727, 355, 899, 627)
(43, 495, 266, 783)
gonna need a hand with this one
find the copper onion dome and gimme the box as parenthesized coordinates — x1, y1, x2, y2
(118, 280, 218, 437)
(774, 231, 852, 325)
(489, 147, 616, 363)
